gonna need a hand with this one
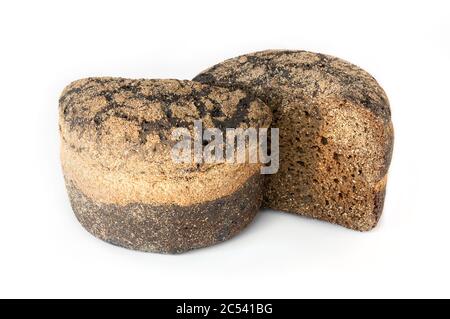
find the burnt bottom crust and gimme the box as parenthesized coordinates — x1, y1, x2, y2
(64, 173, 263, 254)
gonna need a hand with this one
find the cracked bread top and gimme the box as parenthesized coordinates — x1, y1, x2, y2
(59, 78, 271, 206)
(60, 77, 271, 146)
(194, 50, 391, 121)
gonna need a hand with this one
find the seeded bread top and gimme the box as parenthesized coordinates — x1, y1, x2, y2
(194, 50, 390, 121)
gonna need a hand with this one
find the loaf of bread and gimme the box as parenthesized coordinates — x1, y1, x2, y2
(59, 77, 271, 253)
(194, 50, 394, 231)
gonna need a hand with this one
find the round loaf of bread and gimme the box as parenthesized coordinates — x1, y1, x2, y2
(59, 78, 271, 253)
(194, 50, 394, 231)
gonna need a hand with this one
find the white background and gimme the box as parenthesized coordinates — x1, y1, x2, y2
(0, 0, 449, 298)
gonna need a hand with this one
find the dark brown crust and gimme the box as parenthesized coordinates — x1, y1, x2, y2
(372, 187, 387, 226)
(64, 173, 263, 254)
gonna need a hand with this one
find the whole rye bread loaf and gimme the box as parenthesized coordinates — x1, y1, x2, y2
(194, 50, 394, 231)
(59, 77, 271, 253)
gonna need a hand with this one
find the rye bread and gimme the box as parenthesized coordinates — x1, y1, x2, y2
(194, 50, 394, 231)
(59, 77, 271, 253)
